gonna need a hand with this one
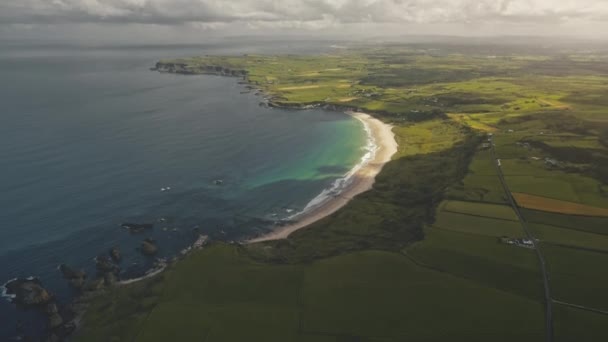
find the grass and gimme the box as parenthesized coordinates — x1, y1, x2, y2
(407, 227, 542, 300)
(447, 149, 509, 204)
(554, 305, 608, 342)
(392, 119, 467, 159)
(522, 209, 608, 236)
(77, 244, 545, 342)
(433, 211, 523, 237)
(543, 244, 608, 310)
(442, 200, 518, 221)
(529, 223, 608, 252)
(500, 158, 608, 207)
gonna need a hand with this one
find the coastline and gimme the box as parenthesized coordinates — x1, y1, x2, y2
(247, 111, 398, 243)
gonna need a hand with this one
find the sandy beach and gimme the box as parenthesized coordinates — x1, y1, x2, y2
(248, 112, 398, 243)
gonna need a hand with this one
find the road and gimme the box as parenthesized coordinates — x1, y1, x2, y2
(490, 142, 554, 342)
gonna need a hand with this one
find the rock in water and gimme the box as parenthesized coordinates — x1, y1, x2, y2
(46, 303, 64, 329)
(109, 246, 121, 263)
(58, 264, 86, 280)
(68, 277, 86, 290)
(95, 255, 119, 274)
(4, 278, 53, 307)
(121, 223, 153, 234)
(140, 238, 158, 256)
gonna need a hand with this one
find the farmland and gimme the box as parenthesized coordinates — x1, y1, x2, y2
(76, 42, 608, 341)
(77, 244, 545, 342)
(513, 192, 608, 217)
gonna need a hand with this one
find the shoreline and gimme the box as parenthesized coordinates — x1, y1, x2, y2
(247, 111, 398, 243)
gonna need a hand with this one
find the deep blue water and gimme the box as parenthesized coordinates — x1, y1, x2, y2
(0, 42, 365, 339)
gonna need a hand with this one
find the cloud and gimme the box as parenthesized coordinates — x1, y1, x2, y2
(1, 0, 608, 33)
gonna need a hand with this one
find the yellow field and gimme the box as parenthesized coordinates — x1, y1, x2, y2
(513, 193, 608, 217)
(447, 113, 497, 132)
(297, 72, 320, 77)
(338, 97, 358, 102)
(278, 85, 321, 91)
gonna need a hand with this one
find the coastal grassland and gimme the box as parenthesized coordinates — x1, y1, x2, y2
(392, 119, 466, 158)
(74, 273, 166, 341)
(77, 243, 545, 342)
(543, 244, 608, 310)
(553, 305, 608, 342)
(447, 148, 508, 204)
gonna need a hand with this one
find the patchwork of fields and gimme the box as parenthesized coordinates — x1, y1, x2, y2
(434, 104, 608, 341)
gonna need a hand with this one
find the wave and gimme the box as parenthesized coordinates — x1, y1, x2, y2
(1, 278, 18, 301)
(0, 277, 36, 301)
(285, 114, 378, 221)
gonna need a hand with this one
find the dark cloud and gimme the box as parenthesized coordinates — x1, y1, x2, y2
(1, 0, 607, 38)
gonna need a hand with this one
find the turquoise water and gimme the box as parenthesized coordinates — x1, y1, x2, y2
(0, 43, 366, 339)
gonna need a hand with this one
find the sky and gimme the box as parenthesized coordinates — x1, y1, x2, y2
(1, 0, 608, 43)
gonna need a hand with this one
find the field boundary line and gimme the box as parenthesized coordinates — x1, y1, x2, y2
(441, 209, 520, 222)
(553, 300, 608, 316)
(543, 243, 608, 255)
(525, 217, 608, 237)
(431, 224, 521, 239)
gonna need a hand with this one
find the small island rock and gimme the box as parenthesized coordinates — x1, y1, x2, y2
(109, 246, 121, 263)
(46, 304, 64, 329)
(140, 238, 158, 256)
(95, 255, 119, 274)
(121, 223, 153, 234)
(59, 264, 86, 281)
(4, 278, 53, 307)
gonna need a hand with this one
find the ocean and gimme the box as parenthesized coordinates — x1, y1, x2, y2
(0, 41, 367, 339)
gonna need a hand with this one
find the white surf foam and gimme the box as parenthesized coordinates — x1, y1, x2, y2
(285, 114, 378, 222)
(2, 278, 19, 301)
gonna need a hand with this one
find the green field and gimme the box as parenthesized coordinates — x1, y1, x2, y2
(553, 305, 608, 342)
(530, 223, 608, 252)
(442, 200, 518, 221)
(433, 211, 522, 237)
(407, 227, 542, 300)
(77, 244, 545, 342)
(522, 209, 608, 236)
(543, 244, 608, 310)
(447, 149, 509, 204)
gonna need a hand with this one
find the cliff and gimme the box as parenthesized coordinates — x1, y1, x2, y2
(153, 61, 248, 77)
